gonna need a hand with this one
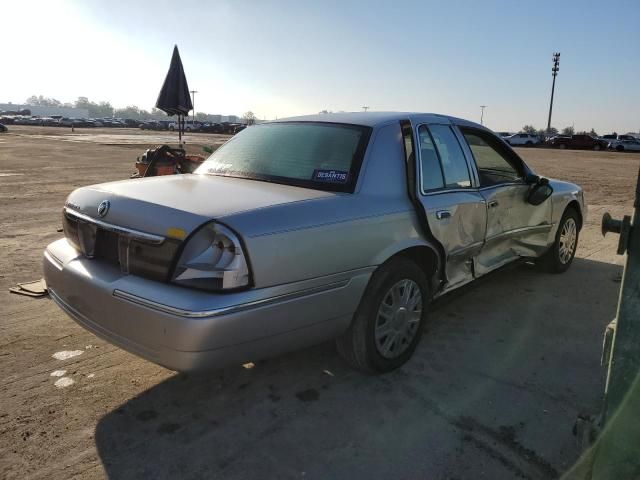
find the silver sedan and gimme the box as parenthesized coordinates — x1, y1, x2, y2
(44, 112, 586, 372)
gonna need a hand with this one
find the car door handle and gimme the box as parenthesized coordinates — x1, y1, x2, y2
(436, 210, 451, 220)
(488, 200, 499, 208)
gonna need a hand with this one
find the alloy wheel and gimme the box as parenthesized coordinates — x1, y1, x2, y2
(374, 279, 423, 359)
(559, 217, 577, 264)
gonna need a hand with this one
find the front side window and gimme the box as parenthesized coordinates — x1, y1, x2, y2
(462, 130, 522, 187)
(196, 122, 371, 192)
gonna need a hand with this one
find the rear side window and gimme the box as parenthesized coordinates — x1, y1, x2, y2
(417, 126, 445, 190)
(418, 124, 471, 191)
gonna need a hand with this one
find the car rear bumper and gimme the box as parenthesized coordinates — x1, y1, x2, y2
(44, 238, 372, 371)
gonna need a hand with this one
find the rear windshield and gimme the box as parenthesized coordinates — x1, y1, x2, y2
(196, 122, 371, 192)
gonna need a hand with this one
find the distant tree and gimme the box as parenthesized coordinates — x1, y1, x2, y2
(73, 97, 114, 117)
(522, 125, 537, 134)
(561, 126, 575, 136)
(319, 110, 332, 114)
(26, 95, 62, 106)
(538, 127, 558, 136)
(589, 128, 598, 137)
(242, 111, 256, 125)
(150, 108, 168, 120)
(114, 105, 144, 119)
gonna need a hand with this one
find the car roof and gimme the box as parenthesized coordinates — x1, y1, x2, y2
(273, 111, 486, 130)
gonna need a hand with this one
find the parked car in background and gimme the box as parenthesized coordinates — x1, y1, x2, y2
(549, 134, 608, 150)
(168, 120, 202, 132)
(600, 134, 618, 145)
(39, 117, 59, 126)
(611, 138, 640, 152)
(123, 119, 141, 128)
(504, 133, 541, 146)
(617, 134, 637, 142)
(140, 121, 165, 131)
(45, 112, 585, 373)
(199, 122, 225, 133)
(0, 123, 7, 133)
(496, 131, 512, 138)
(58, 117, 74, 127)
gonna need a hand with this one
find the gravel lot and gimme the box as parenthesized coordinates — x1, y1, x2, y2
(1, 126, 639, 479)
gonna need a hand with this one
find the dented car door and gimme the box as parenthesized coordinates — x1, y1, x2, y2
(459, 128, 553, 275)
(414, 123, 487, 290)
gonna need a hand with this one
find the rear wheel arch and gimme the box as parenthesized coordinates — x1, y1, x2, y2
(374, 245, 441, 297)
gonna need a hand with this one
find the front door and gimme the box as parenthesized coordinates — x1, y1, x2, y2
(415, 123, 487, 290)
(458, 128, 553, 275)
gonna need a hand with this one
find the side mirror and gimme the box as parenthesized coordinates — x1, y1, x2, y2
(525, 173, 549, 185)
(528, 182, 553, 205)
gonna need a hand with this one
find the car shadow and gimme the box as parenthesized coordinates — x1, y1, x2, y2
(95, 257, 622, 479)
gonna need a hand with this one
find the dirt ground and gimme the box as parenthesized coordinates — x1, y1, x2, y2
(1, 126, 639, 479)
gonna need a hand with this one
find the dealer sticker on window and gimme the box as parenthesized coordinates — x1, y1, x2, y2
(312, 169, 349, 183)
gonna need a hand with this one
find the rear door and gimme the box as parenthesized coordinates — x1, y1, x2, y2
(458, 127, 553, 275)
(414, 123, 486, 290)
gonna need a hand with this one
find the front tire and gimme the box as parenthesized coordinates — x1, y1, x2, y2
(538, 207, 580, 273)
(593, 144, 601, 151)
(559, 143, 567, 149)
(336, 257, 429, 373)
(616, 145, 625, 152)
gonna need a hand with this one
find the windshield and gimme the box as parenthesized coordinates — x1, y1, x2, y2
(196, 122, 371, 192)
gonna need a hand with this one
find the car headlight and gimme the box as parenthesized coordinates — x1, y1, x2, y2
(171, 222, 250, 291)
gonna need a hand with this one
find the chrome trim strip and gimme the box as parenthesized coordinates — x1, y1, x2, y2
(64, 207, 165, 245)
(485, 224, 552, 242)
(113, 279, 350, 319)
(44, 249, 64, 270)
(448, 240, 484, 257)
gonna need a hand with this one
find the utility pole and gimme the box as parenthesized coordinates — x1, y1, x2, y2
(546, 53, 560, 134)
(190, 90, 198, 126)
(362, 106, 369, 112)
(480, 105, 487, 125)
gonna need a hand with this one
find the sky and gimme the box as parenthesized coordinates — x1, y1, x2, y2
(2, 0, 639, 133)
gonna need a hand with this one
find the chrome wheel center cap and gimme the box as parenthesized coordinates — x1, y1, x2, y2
(394, 307, 408, 329)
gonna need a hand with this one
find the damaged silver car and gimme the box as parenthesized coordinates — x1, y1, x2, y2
(44, 112, 586, 373)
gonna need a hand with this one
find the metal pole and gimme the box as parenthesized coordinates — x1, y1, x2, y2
(547, 53, 560, 133)
(480, 105, 487, 125)
(190, 90, 198, 127)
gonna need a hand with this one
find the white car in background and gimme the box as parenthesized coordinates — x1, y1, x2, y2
(168, 120, 202, 132)
(504, 133, 541, 146)
(611, 138, 640, 152)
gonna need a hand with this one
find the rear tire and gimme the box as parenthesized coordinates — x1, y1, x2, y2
(616, 145, 625, 152)
(559, 144, 567, 149)
(594, 144, 601, 151)
(537, 207, 580, 273)
(336, 257, 430, 373)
